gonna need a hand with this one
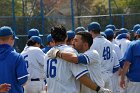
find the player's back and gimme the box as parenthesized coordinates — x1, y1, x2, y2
(0, 44, 28, 93)
(45, 45, 88, 93)
(21, 46, 45, 79)
(116, 38, 131, 56)
(90, 36, 114, 72)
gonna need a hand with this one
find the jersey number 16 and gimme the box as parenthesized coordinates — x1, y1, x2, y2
(46, 59, 57, 78)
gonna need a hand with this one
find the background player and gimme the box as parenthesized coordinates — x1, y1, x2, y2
(21, 36, 46, 93)
(66, 30, 75, 45)
(104, 28, 122, 93)
(42, 34, 55, 53)
(88, 22, 114, 91)
(120, 29, 140, 93)
(0, 26, 28, 93)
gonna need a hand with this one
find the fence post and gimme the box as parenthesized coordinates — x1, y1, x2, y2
(70, 0, 75, 31)
(121, 15, 124, 28)
(108, 0, 112, 24)
(12, 0, 17, 34)
(40, 0, 45, 35)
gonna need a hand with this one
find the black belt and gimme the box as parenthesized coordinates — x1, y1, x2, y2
(31, 78, 40, 81)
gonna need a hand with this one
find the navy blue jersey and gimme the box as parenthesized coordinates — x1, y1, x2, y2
(42, 46, 52, 53)
(123, 39, 140, 82)
(0, 44, 28, 93)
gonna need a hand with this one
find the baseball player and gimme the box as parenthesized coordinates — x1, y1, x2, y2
(105, 24, 118, 42)
(21, 36, 46, 93)
(131, 24, 140, 40)
(27, 28, 43, 39)
(66, 30, 75, 45)
(47, 31, 113, 93)
(115, 31, 131, 57)
(88, 22, 114, 91)
(42, 34, 55, 53)
(104, 28, 122, 93)
(120, 29, 140, 93)
(45, 25, 112, 93)
(23, 28, 43, 51)
(75, 26, 86, 33)
(0, 26, 28, 93)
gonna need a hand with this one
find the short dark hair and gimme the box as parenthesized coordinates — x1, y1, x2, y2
(27, 40, 39, 46)
(106, 35, 114, 41)
(51, 25, 67, 42)
(92, 30, 101, 34)
(76, 31, 93, 48)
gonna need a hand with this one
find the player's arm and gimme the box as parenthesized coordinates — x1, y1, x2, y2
(47, 48, 88, 64)
(78, 74, 111, 93)
(57, 51, 89, 65)
(78, 74, 98, 91)
(16, 55, 29, 86)
(120, 61, 130, 89)
(57, 51, 78, 63)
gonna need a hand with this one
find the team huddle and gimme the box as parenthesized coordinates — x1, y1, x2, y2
(0, 22, 140, 93)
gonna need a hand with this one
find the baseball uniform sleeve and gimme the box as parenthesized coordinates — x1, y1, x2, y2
(16, 55, 29, 85)
(69, 63, 88, 80)
(112, 50, 120, 73)
(78, 50, 100, 65)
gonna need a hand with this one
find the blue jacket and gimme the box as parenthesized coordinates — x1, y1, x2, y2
(123, 40, 140, 82)
(0, 44, 28, 93)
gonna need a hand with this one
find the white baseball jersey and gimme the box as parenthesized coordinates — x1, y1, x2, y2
(44, 44, 88, 93)
(107, 42, 121, 93)
(116, 39, 131, 56)
(112, 43, 122, 62)
(90, 36, 114, 74)
(21, 46, 46, 93)
(80, 49, 105, 93)
(21, 46, 45, 79)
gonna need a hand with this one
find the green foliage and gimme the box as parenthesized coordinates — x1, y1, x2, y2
(128, 0, 140, 12)
(111, 0, 140, 14)
(0, 0, 22, 16)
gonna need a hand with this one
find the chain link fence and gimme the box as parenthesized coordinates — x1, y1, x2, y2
(0, 0, 139, 52)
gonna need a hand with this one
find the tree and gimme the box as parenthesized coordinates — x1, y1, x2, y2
(0, 0, 22, 16)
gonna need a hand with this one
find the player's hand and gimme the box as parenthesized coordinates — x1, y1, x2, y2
(120, 79, 126, 89)
(0, 83, 11, 92)
(98, 87, 112, 93)
(47, 47, 60, 58)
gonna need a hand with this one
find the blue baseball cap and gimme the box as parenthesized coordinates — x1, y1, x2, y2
(29, 36, 44, 47)
(0, 26, 18, 39)
(104, 28, 114, 37)
(116, 33, 127, 40)
(120, 28, 128, 34)
(67, 30, 75, 40)
(75, 27, 86, 33)
(88, 22, 101, 31)
(28, 28, 43, 38)
(136, 28, 140, 35)
(132, 24, 140, 32)
(47, 34, 53, 43)
(105, 24, 116, 31)
(100, 32, 107, 38)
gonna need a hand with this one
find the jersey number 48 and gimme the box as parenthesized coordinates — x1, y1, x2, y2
(102, 46, 111, 60)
